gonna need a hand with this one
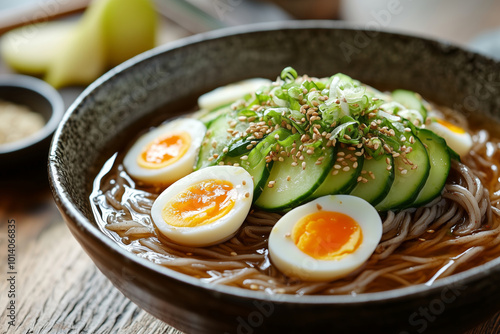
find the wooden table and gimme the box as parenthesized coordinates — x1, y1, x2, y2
(1, 2, 500, 333)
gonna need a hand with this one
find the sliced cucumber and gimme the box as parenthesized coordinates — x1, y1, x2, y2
(197, 104, 232, 126)
(254, 143, 335, 211)
(411, 129, 451, 207)
(195, 113, 247, 170)
(375, 133, 430, 212)
(392, 89, 428, 120)
(222, 128, 290, 199)
(350, 154, 394, 206)
(308, 145, 362, 199)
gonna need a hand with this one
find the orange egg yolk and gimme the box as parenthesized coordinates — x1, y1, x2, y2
(436, 118, 466, 134)
(162, 179, 236, 228)
(292, 211, 362, 260)
(138, 131, 191, 169)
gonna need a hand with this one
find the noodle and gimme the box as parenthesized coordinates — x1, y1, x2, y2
(90, 110, 500, 295)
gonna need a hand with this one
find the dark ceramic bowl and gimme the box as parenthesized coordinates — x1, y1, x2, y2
(48, 21, 500, 334)
(0, 74, 64, 166)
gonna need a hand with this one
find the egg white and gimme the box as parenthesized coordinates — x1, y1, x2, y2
(151, 165, 254, 247)
(123, 118, 206, 185)
(426, 118, 472, 158)
(198, 78, 272, 111)
(269, 195, 382, 282)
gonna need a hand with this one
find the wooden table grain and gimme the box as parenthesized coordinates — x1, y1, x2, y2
(2, 2, 500, 333)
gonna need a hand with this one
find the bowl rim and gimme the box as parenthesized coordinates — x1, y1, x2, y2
(0, 73, 64, 154)
(49, 19, 500, 306)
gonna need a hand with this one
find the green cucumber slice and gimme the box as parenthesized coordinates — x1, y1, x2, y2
(392, 89, 428, 120)
(308, 145, 362, 199)
(350, 154, 394, 206)
(254, 143, 335, 211)
(375, 133, 430, 211)
(222, 128, 291, 199)
(195, 113, 232, 170)
(412, 128, 451, 207)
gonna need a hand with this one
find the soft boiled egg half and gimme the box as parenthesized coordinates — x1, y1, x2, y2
(269, 195, 382, 282)
(123, 118, 206, 185)
(151, 166, 253, 247)
(426, 115, 472, 158)
(198, 78, 272, 111)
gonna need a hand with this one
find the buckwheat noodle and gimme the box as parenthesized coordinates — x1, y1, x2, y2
(91, 108, 500, 295)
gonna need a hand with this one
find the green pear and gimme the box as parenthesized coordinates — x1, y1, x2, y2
(1, 0, 157, 88)
(103, 0, 157, 67)
(1, 21, 76, 76)
(45, 0, 108, 88)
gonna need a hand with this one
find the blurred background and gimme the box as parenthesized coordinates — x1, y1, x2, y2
(1, 0, 499, 60)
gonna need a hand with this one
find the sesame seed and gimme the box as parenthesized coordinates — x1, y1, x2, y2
(231, 251, 238, 256)
(208, 157, 214, 161)
(316, 203, 323, 210)
(240, 155, 248, 160)
(238, 116, 247, 121)
(334, 164, 341, 169)
(369, 171, 375, 179)
(401, 169, 408, 175)
(387, 165, 392, 171)
(268, 181, 276, 188)
(306, 149, 314, 155)
(287, 176, 291, 181)
(353, 162, 358, 168)
(343, 134, 351, 140)
(291, 162, 298, 167)
(338, 152, 345, 156)
(302, 162, 306, 170)
(244, 192, 250, 198)
(418, 238, 426, 242)
(357, 176, 363, 182)
(332, 170, 339, 175)
(233, 163, 240, 167)
(211, 141, 217, 148)
(219, 162, 225, 166)
(285, 232, 291, 238)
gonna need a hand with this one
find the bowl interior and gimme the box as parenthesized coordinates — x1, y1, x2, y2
(48, 22, 500, 333)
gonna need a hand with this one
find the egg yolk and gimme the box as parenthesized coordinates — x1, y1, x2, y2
(436, 118, 466, 134)
(138, 131, 191, 169)
(161, 179, 236, 228)
(292, 211, 362, 260)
